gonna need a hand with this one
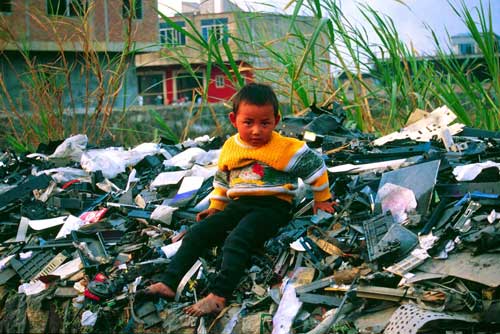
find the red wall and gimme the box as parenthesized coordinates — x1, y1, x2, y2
(206, 67, 238, 103)
(165, 68, 175, 105)
(162, 62, 254, 104)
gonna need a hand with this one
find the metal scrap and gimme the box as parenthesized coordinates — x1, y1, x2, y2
(0, 105, 498, 333)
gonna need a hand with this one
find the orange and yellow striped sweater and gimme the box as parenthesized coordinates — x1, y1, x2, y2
(209, 131, 331, 210)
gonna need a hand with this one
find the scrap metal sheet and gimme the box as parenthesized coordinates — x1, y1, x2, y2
(419, 252, 500, 287)
(384, 303, 478, 334)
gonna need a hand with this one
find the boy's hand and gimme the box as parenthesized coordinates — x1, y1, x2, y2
(196, 208, 221, 222)
(313, 200, 336, 214)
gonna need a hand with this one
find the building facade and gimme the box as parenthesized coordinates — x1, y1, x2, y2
(451, 33, 500, 56)
(136, 0, 329, 105)
(0, 0, 159, 110)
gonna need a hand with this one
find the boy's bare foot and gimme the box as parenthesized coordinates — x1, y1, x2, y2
(184, 293, 226, 316)
(140, 282, 175, 299)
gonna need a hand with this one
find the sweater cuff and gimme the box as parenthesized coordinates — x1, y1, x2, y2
(313, 188, 332, 203)
(209, 199, 228, 211)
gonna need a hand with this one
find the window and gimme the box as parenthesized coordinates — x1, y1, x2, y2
(137, 73, 164, 105)
(215, 75, 225, 88)
(458, 43, 475, 55)
(175, 72, 204, 103)
(47, 0, 86, 16)
(160, 22, 186, 46)
(0, 0, 12, 13)
(123, 0, 142, 19)
(201, 18, 228, 43)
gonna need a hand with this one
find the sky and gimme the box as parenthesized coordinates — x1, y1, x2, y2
(158, 0, 500, 55)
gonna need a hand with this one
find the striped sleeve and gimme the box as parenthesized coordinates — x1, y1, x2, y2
(287, 144, 331, 202)
(309, 170, 331, 202)
(209, 169, 229, 210)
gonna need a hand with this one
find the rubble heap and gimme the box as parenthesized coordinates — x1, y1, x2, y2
(0, 105, 499, 333)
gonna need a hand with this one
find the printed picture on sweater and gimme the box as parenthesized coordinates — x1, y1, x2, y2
(230, 162, 265, 185)
(229, 162, 295, 188)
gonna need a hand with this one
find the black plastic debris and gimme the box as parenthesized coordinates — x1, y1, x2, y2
(0, 105, 498, 333)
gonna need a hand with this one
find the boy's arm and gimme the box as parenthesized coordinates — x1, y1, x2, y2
(197, 140, 231, 221)
(308, 170, 332, 202)
(288, 143, 334, 209)
(310, 170, 336, 213)
(290, 145, 332, 200)
(208, 169, 230, 211)
(196, 169, 228, 221)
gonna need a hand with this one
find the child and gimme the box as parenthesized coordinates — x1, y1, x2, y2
(145, 83, 335, 316)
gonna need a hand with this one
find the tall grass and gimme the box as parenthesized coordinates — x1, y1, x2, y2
(0, 1, 136, 151)
(1, 0, 498, 151)
(430, 1, 499, 129)
(156, 0, 499, 135)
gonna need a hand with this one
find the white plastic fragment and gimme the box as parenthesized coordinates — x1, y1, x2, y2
(19, 251, 33, 260)
(327, 158, 408, 174)
(177, 176, 204, 195)
(150, 170, 188, 188)
(56, 215, 86, 239)
(125, 168, 140, 192)
(161, 240, 183, 258)
(151, 205, 178, 224)
(27, 216, 68, 231)
(18, 280, 46, 295)
(81, 310, 98, 327)
(130, 276, 142, 294)
(418, 232, 439, 250)
(50, 257, 82, 280)
(182, 135, 212, 148)
(452, 161, 500, 181)
(36, 167, 90, 184)
(96, 179, 122, 193)
(73, 281, 86, 293)
(0, 184, 16, 196)
(194, 149, 221, 166)
(163, 147, 206, 169)
(222, 305, 244, 334)
(0, 255, 14, 271)
(373, 106, 464, 146)
(487, 209, 500, 224)
(189, 164, 218, 179)
(33, 181, 58, 202)
(272, 274, 303, 334)
(289, 238, 306, 252)
(80, 142, 168, 179)
(16, 217, 30, 242)
(412, 247, 430, 260)
(49, 134, 88, 161)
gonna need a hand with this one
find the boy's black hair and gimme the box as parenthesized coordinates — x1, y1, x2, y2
(232, 83, 279, 117)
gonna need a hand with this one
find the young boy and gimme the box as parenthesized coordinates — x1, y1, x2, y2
(145, 83, 335, 316)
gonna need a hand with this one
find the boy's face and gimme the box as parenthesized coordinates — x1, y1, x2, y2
(229, 102, 280, 147)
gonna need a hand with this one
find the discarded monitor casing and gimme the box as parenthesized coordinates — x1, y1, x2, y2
(363, 213, 418, 263)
